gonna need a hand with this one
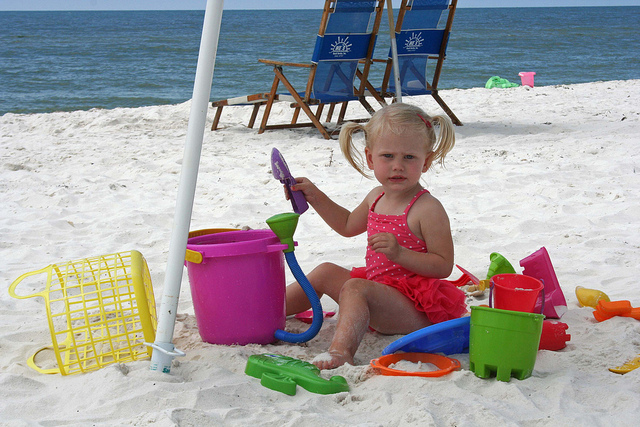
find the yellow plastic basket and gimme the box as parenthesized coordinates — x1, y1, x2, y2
(9, 250, 157, 375)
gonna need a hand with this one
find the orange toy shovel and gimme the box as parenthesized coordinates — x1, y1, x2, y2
(593, 301, 640, 374)
(593, 300, 640, 322)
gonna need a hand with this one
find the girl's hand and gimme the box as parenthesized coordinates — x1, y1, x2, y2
(368, 232, 401, 261)
(289, 177, 322, 204)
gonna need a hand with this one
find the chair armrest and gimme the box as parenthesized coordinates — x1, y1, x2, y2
(259, 59, 312, 68)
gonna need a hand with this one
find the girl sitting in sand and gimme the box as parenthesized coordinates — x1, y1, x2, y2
(286, 102, 467, 369)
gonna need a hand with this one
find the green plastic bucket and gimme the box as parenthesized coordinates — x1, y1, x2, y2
(469, 306, 544, 382)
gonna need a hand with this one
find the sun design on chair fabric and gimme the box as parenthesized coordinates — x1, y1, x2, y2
(330, 37, 352, 57)
(404, 32, 424, 51)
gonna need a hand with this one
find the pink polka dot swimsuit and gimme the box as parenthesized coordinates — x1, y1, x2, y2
(350, 189, 467, 323)
(365, 189, 429, 282)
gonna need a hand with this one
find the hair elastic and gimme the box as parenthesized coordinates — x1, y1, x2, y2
(417, 113, 432, 129)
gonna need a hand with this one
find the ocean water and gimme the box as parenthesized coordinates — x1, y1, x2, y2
(0, 7, 638, 115)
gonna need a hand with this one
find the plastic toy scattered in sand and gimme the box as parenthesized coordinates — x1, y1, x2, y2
(245, 354, 349, 395)
(370, 353, 461, 377)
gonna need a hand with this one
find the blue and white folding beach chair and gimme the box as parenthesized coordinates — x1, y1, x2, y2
(211, 0, 384, 139)
(375, 0, 461, 125)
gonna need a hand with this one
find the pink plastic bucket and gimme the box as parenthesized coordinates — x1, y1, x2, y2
(185, 229, 288, 345)
(519, 71, 536, 87)
(491, 274, 544, 313)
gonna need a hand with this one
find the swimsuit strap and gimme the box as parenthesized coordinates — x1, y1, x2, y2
(370, 192, 385, 211)
(403, 189, 430, 216)
(371, 189, 431, 214)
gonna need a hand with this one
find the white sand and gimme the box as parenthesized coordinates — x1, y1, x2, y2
(2, 80, 639, 426)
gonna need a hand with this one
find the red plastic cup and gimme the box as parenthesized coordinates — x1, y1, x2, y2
(491, 274, 544, 313)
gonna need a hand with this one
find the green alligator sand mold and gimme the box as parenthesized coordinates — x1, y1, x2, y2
(245, 354, 349, 395)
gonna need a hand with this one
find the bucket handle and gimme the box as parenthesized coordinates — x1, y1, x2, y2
(488, 279, 545, 315)
(27, 346, 60, 375)
(267, 243, 289, 253)
(185, 248, 203, 264)
(489, 281, 495, 309)
(489, 281, 492, 308)
(184, 227, 241, 264)
(538, 279, 546, 315)
(185, 243, 290, 264)
(8, 266, 52, 300)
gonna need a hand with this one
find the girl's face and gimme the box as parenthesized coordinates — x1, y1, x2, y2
(365, 129, 434, 193)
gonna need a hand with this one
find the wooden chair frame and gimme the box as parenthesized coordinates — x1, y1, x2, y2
(365, 0, 461, 125)
(211, 0, 385, 139)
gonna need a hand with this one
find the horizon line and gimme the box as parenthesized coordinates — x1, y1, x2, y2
(1, 5, 639, 11)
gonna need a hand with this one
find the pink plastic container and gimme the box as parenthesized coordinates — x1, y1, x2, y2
(185, 229, 288, 345)
(519, 71, 536, 87)
(491, 274, 544, 313)
(520, 247, 567, 319)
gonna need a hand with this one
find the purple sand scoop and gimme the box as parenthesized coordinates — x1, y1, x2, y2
(271, 148, 308, 215)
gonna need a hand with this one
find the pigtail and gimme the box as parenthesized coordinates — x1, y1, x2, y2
(339, 121, 371, 178)
(430, 114, 455, 167)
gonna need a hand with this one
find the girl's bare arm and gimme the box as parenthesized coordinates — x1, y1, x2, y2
(291, 178, 372, 237)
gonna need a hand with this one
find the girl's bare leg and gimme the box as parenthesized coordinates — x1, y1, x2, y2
(285, 262, 352, 316)
(314, 279, 433, 370)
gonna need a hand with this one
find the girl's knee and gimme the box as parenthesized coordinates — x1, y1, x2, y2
(338, 278, 370, 300)
(312, 262, 342, 275)
(308, 263, 342, 286)
(306, 263, 351, 300)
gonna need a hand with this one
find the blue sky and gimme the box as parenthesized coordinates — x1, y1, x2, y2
(1, 0, 639, 10)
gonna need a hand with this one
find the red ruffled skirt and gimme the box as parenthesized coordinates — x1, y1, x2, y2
(351, 267, 467, 324)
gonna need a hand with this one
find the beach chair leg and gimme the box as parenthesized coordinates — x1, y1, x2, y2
(211, 105, 223, 131)
(291, 107, 301, 125)
(259, 72, 281, 134)
(326, 103, 336, 122)
(432, 91, 462, 126)
(337, 102, 349, 124)
(273, 67, 331, 140)
(248, 104, 261, 128)
(369, 88, 388, 108)
(315, 104, 325, 121)
(359, 97, 375, 116)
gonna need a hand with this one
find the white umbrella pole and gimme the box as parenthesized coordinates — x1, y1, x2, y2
(149, 0, 224, 374)
(387, 0, 402, 102)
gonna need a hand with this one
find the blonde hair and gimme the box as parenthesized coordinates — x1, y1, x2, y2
(339, 103, 455, 178)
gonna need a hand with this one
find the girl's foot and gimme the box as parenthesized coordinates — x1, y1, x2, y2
(312, 350, 353, 370)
